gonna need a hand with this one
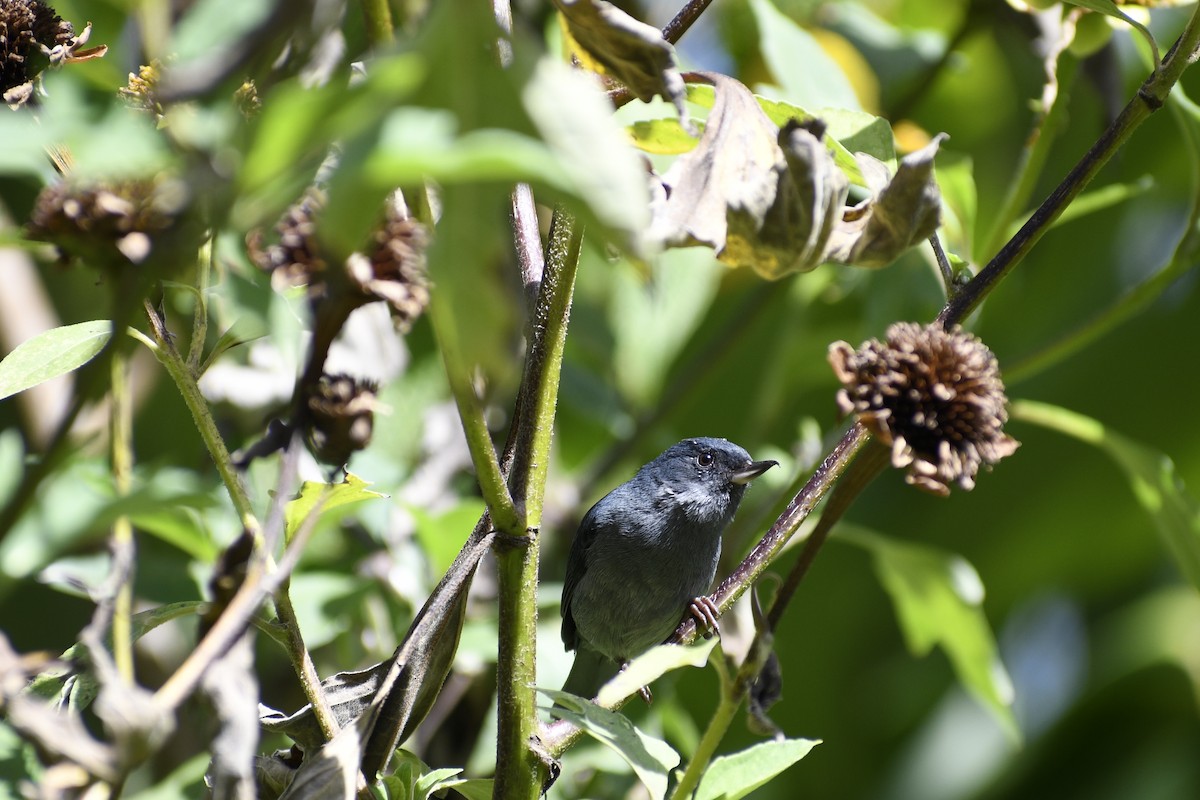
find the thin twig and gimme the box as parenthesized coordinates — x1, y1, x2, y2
(940, 14, 1200, 327)
(662, 0, 716, 45)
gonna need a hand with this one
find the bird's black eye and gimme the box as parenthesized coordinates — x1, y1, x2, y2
(697, 451, 715, 468)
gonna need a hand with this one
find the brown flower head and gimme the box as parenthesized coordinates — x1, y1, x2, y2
(26, 175, 193, 271)
(249, 189, 430, 328)
(304, 374, 379, 467)
(829, 322, 1019, 496)
(1, 1, 102, 108)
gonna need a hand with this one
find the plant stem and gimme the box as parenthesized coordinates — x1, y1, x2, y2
(940, 11, 1200, 327)
(109, 349, 136, 685)
(980, 48, 1079, 262)
(669, 653, 736, 800)
(663, 0, 715, 45)
(360, 0, 395, 46)
(493, 208, 582, 799)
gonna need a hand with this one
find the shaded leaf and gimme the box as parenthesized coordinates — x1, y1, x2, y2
(554, 0, 687, 120)
(1011, 400, 1200, 591)
(0, 320, 112, 401)
(277, 720, 361, 800)
(541, 689, 679, 800)
(695, 737, 821, 800)
(260, 662, 389, 753)
(411, 499, 487, 576)
(595, 638, 718, 707)
(840, 527, 1018, 739)
(824, 134, 945, 268)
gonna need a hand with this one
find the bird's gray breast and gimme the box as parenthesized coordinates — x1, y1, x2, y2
(570, 498, 724, 662)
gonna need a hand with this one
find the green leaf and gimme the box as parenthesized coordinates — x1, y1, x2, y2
(749, 0, 862, 112)
(283, 472, 387, 544)
(839, 527, 1018, 740)
(540, 689, 680, 800)
(1011, 400, 1200, 592)
(411, 498, 487, 575)
(695, 738, 821, 800)
(1061, 1, 1159, 65)
(596, 637, 718, 707)
(610, 248, 724, 407)
(0, 321, 112, 401)
(629, 118, 703, 155)
(438, 778, 493, 800)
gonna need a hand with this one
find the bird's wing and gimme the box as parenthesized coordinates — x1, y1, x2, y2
(561, 503, 604, 651)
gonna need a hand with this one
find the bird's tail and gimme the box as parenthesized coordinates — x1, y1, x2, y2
(560, 648, 616, 703)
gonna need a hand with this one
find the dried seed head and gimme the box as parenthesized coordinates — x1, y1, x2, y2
(304, 374, 379, 466)
(26, 175, 192, 271)
(2, 1, 96, 108)
(829, 322, 1019, 496)
(250, 189, 430, 328)
(247, 187, 328, 291)
(347, 197, 430, 331)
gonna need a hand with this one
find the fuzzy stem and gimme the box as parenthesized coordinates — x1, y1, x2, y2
(493, 209, 582, 799)
(360, 0, 395, 46)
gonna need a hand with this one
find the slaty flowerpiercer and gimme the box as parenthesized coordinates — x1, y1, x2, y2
(560, 437, 777, 700)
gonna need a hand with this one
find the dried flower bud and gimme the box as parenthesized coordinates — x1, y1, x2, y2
(234, 79, 260, 118)
(829, 322, 1019, 496)
(249, 189, 430, 328)
(26, 175, 193, 271)
(119, 61, 162, 116)
(303, 374, 378, 467)
(2, 1, 103, 109)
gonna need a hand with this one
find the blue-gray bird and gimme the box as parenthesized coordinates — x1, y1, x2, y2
(560, 437, 777, 700)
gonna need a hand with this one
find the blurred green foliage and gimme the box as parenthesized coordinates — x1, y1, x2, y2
(0, 0, 1199, 797)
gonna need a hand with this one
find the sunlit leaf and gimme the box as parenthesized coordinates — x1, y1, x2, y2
(542, 689, 680, 800)
(749, 0, 862, 112)
(840, 527, 1018, 740)
(596, 637, 717, 707)
(695, 738, 821, 800)
(282, 472, 387, 544)
(629, 118, 702, 155)
(0, 321, 111, 401)
(1012, 400, 1200, 591)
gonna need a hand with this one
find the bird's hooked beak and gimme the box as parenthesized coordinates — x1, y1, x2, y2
(731, 459, 778, 485)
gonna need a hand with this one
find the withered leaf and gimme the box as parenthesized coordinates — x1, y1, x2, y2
(824, 134, 946, 268)
(259, 529, 494, 780)
(277, 721, 362, 800)
(554, 0, 687, 121)
(203, 634, 259, 800)
(648, 73, 782, 254)
(724, 119, 849, 279)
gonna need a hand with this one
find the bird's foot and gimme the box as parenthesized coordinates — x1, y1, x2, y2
(689, 596, 721, 639)
(618, 660, 654, 704)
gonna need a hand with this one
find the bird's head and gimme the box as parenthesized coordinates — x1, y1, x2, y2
(644, 438, 778, 519)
